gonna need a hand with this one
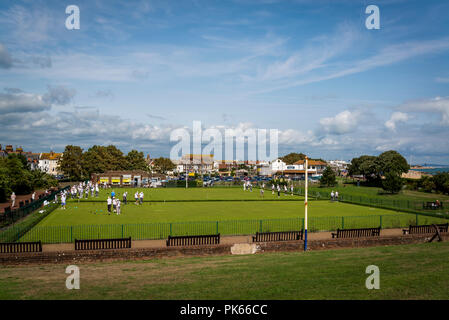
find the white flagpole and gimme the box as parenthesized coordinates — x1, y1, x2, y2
(304, 156, 308, 251)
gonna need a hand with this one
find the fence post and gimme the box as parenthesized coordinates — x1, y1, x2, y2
(342, 217, 344, 229)
(216, 221, 219, 235)
(70, 226, 73, 242)
(301, 218, 304, 231)
(259, 220, 263, 233)
(380, 215, 382, 229)
(121, 224, 124, 238)
(170, 223, 172, 236)
(416, 214, 418, 226)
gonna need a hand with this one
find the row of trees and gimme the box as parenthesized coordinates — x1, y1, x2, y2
(407, 172, 449, 195)
(58, 145, 175, 180)
(0, 154, 58, 202)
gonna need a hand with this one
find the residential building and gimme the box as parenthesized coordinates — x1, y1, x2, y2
(39, 151, 63, 176)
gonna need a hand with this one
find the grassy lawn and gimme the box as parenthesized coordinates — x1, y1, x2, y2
(16, 186, 448, 243)
(1, 241, 449, 299)
(303, 182, 449, 202)
(39, 200, 403, 226)
(19, 197, 448, 243)
(72, 187, 301, 202)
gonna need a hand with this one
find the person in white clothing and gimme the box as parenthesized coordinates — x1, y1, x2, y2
(107, 196, 112, 214)
(116, 199, 121, 215)
(10, 192, 16, 208)
(139, 191, 144, 205)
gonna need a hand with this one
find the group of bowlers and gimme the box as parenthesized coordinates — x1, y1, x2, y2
(106, 190, 146, 215)
(243, 180, 295, 198)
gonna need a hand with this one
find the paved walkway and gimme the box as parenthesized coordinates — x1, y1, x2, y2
(0, 189, 53, 213)
(41, 228, 405, 253)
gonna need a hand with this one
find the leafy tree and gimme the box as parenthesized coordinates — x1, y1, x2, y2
(377, 150, 410, 175)
(0, 158, 11, 202)
(280, 153, 307, 164)
(152, 157, 175, 173)
(125, 150, 148, 171)
(58, 145, 84, 181)
(320, 166, 336, 187)
(6, 155, 33, 195)
(421, 176, 436, 193)
(433, 172, 449, 195)
(348, 155, 379, 180)
(382, 171, 403, 194)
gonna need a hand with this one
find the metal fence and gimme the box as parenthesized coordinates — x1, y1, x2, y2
(0, 186, 70, 226)
(290, 187, 448, 215)
(11, 213, 448, 244)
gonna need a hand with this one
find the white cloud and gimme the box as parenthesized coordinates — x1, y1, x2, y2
(319, 110, 361, 135)
(385, 112, 409, 131)
(398, 96, 449, 125)
(0, 91, 49, 114)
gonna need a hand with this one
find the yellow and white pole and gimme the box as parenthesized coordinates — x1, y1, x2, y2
(304, 156, 308, 251)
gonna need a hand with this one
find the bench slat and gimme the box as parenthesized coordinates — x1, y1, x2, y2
(74, 237, 131, 250)
(166, 234, 220, 247)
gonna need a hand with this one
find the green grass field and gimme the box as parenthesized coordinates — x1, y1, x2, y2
(1, 242, 449, 299)
(304, 182, 449, 202)
(17, 187, 447, 243)
(72, 186, 305, 202)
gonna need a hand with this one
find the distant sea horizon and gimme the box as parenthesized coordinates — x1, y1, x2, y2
(410, 166, 449, 175)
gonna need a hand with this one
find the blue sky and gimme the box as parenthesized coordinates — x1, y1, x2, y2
(1, 0, 449, 164)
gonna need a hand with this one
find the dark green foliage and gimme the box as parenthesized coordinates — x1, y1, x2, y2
(382, 171, 403, 194)
(280, 153, 307, 164)
(152, 157, 175, 173)
(320, 166, 336, 187)
(0, 155, 58, 201)
(58, 145, 84, 181)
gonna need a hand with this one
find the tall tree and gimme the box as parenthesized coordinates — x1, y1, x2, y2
(58, 145, 84, 180)
(320, 166, 336, 187)
(382, 171, 403, 194)
(377, 150, 410, 175)
(125, 150, 148, 171)
(152, 157, 175, 173)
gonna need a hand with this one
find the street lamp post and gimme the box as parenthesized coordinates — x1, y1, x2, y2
(304, 156, 308, 251)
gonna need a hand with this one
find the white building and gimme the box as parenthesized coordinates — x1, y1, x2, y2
(270, 159, 287, 173)
(38, 151, 63, 176)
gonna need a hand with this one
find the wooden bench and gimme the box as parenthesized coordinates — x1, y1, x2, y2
(403, 223, 448, 235)
(0, 241, 42, 253)
(332, 227, 381, 239)
(166, 234, 220, 247)
(74, 237, 131, 250)
(252, 231, 303, 242)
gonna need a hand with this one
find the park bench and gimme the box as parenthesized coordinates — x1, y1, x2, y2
(423, 202, 444, 210)
(166, 234, 220, 247)
(0, 241, 42, 253)
(402, 223, 448, 235)
(332, 227, 381, 239)
(252, 230, 303, 242)
(74, 237, 131, 250)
